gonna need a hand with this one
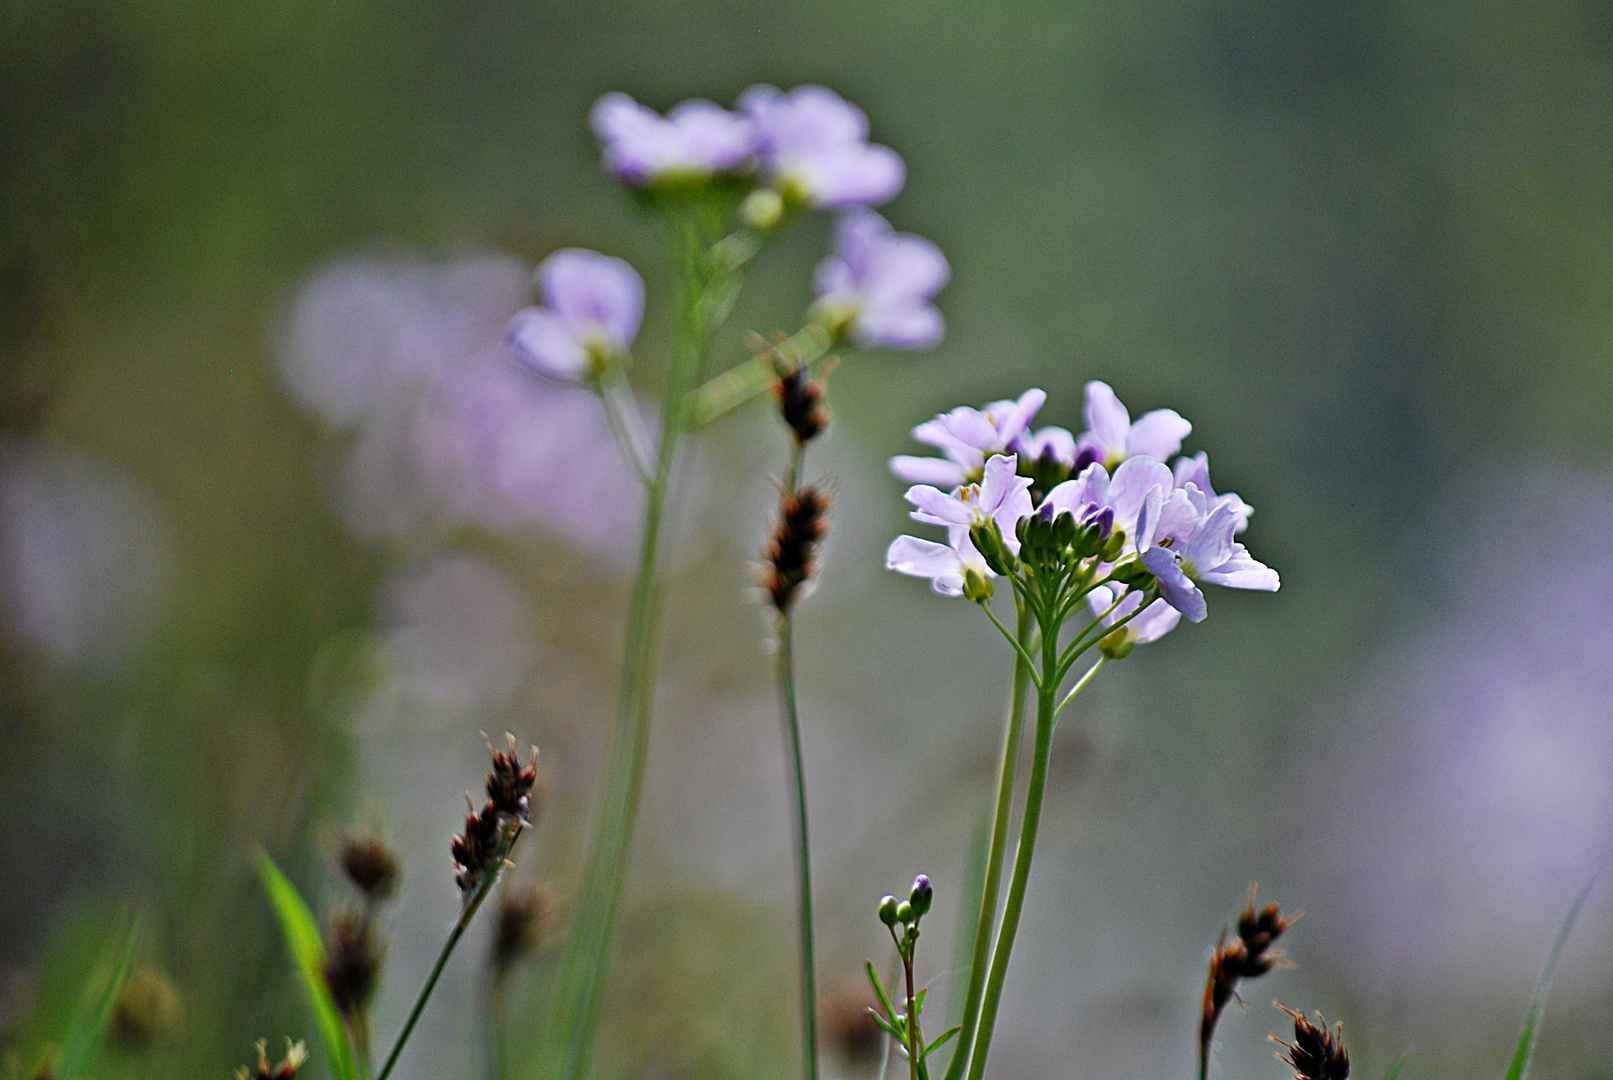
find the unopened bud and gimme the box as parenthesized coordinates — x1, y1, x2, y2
(1052, 509, 1077, 548)
(962, 568, 995, 604)
(895, 900, 914, 924)
(909, 874, 933, 917)
(1099, 526, 1125, 563)
(1107, 556, 1151, 586)
(1099, 628, 1134, 660)
(968, 522, 1014, 576)
(740, 187, 785, 231)
(878, 895, 899, 927)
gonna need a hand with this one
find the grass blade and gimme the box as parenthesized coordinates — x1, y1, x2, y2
(1502, 866, 1602, 1080)
(257, 853, 359, 1080)
(1382, 1053, 1407, 1080)
(54, 910, 139, 1078)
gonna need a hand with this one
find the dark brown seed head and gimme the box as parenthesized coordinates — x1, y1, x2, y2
(1238, 893, 1290, 957)
(1200, 887, 1291, 1067)
(452, 799, 506, 894)
(775, 363, 829, 445)
(237, 1038, 310, 1080)
(322, 911, 381, 1020)
(111, 966, 183, 1049)
(763, 485, 831, 614)
(819, 981, 884, 1068)
(1273, 1005, 1349, 1080)
(492, 880, 553, 978)
(339, 834, 401, 903)
(484, 734, 541, 822)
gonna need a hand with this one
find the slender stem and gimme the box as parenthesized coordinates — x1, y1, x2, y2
(351, 1019, 372, 1080)
(979, 602, 1040, 684)
(375, 826, 522, 1080)
(964, 614, 1061, 1080)
(903, 950, 920, 1080)
(543, 211, 728, 1080)
(941, 603, 1033, 1080)
(599, 374, 653, 486)
(1051, 658, 1105, 725)
(776, 613, 820, 1080)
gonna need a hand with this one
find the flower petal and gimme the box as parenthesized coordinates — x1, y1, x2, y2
(885, 534, 965, 595)
(889, 455, 968, 488)
(1125, 407, 1191, 461)
(1142, 546, 1206, 622)
(1108, 456, 1173, 530)
(505, 307, 588, 383)
(1082, 381, 1131, 454)
(538, 249, 645, 350)
(904, 484, 973, 526)
(1197, 545, 1280, 591)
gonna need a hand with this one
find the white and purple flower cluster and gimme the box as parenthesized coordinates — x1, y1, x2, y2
(505, 85, 948, 383)
(885, 382, 1278, 651)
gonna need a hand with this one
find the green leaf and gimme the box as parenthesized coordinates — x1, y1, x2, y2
(924, 1025, 962, 1059)
(1382, 1054, 1408, 1080)
(54, 910, 139, 1078)
(257, 853, 360, 1080)
(1502, 866, 1602, 1080)
(865, 959, 898, 1025)
(915, 987, 928, 1013)
(868, 1010, 901, 1038)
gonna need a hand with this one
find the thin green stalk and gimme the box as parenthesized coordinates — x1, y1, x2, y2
(776, 614, 820, 1080)
(963, 612, 1062, 1080)
(543, 213, 726, 1080)
(941, 603, 1034, 1080)
(375, 827, 522, 1080)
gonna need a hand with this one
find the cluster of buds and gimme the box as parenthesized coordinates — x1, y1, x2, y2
(876, 873, 933, 957)
(866, 875, 939, 1071)
(1200, 887, 1292, 1070)
(453, 736, 541, 897)
(762, 486, 831, 614)
(339, 835, 401, 906)
(322, 832, 401, 1029)
(235, 1038, 309, 1080)
(1272, 1006, 1349, 1080)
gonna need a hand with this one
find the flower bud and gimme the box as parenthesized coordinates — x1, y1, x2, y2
(962, 568, 995, 604)
(1052, 509, 1077, 548)
(740, 187, 786, 231)
(1098, 628, 1134, 660)
(895, 900, 914, 924)
(909, 874, 932, 917)
(1099, 526, 1125, 563)
(968, 521, 1015, 576)
(878, 895, 900, 927)
(1107, 556, 1151, 587)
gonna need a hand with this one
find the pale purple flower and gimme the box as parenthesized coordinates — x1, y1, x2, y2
(1086, 583, 1181, 648)
(588, 92, 755, 184)
(884, 531, 992, 597)
(1076, 380, 1192, 470)
(504, 249, 645, 384)
(814, 210, 948, 350)
(890, 389, 1045, 488)
(903, 454, 1034, 552)
(1171, 451, 1252, 532)
(738, 84, 905, 207)
(1139, 501, 1279, 622)
(1011, 425, 1084, 472)
(1043, 456, 1174, 553)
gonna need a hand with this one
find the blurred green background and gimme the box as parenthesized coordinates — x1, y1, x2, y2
(5, 2, 1613, 1078)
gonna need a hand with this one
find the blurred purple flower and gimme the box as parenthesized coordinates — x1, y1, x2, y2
(504, 249, 645, 384)
(1077, 381, 1192, 471)
(278, 251, 645, 561)
(890, 389, 1045, 488)
(1086, 583, 1180, 648)
(814, 209, 948, 350)
(0, 442, 175, 670)
(739, 84, 905, 207)
(588, 92, 755, 184)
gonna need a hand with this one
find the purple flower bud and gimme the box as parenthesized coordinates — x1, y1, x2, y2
(588, 92, 754, 185)
(505, 249, 644, 384)
(738, 84, 905, 207)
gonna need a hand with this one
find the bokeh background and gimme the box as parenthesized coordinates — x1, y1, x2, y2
(5, 2, 1613, 1078)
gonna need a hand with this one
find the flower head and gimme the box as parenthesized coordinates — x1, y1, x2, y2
(1140, 500, 1279, 622)
(739, 84, 905, 207)
(890, 389, 1046, 488)
(1087, 583, 1181, 651)
(588, 92, 754, 185)
(504, 249, 644, 384)
(903, 454, 1033, 547)
(1172, 451, 1252, 532)
(1077, 380, 1192, 471)
(884, 531, 992, 598)
(813, 209, 948, 350)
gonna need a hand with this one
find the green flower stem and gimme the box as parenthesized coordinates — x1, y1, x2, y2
(541, 213, 730, 1080)
(375, 825, 523, 1080)
(686, 324, 832, 429)
(942, 603, 1034, 1080)
(964, 608, 1082, 1080)
(903, 946, 921, 1080)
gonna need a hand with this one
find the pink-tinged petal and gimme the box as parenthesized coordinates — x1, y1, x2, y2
(1215, 491, 1255, 533)
(936, 406, 1000, 450)
(855, 303, 944, 349)
(1108, 457, 1173, 528)
(994, 389, 1046, 446)
(885, 534, 965, 595)
(904, 484, 972, 526)
(1182, 501, 1240, 573)
(1069, 461, 1110, 508)
(1152, 489, 1201, 546)
(505, 308, 588, 383)
(1128, 597, 1182, 643)
(1082, 381, 1130, 453)
(1141, 546, 1207, 622)
(1172, 451, 1210, 494)
(889, 455, 968, 488)
(978, 454, 1022, 510)
(538, 249, 645, 349)
(1087, 583, 1129, 624)
(1125, 407, 1191, 461)
(1198, 546, 1280, 591)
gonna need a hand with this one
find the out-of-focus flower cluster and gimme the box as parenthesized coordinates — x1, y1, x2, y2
(278, 252, 644, 560)
(886, 381, 1278, 650)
